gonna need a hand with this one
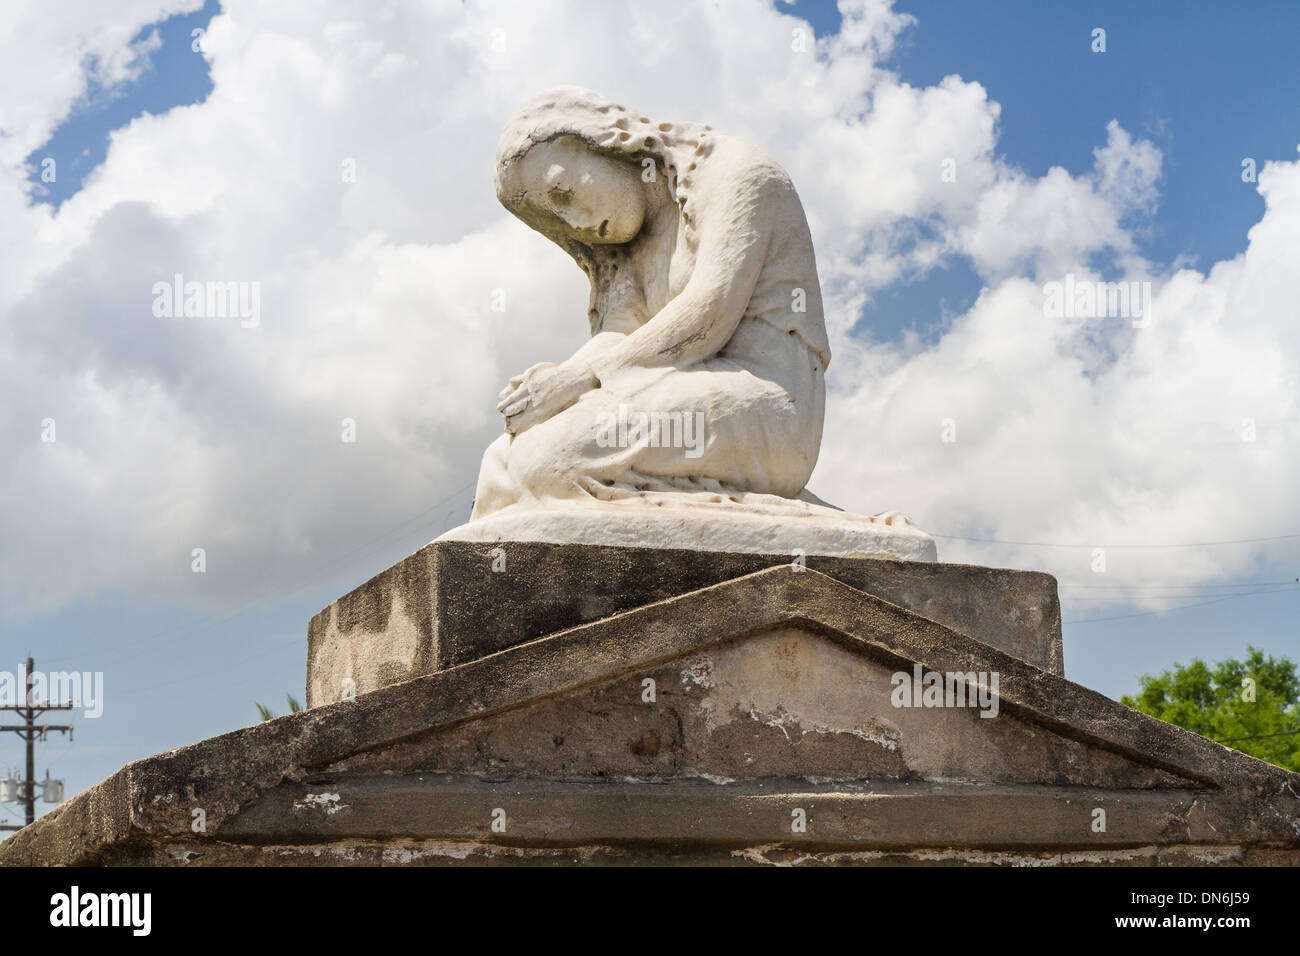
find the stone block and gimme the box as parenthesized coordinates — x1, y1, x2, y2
(305, 541, 1062, 706)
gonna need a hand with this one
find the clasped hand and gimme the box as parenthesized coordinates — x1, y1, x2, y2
(497, 362, 598, 435)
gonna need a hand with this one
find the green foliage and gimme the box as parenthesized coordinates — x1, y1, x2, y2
(254, 693, 304, 723)
(1122, 646, 1300, 771)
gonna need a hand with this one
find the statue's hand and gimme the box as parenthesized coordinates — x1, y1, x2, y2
(498, 362, 555, 403)
(497, 363, 598, 435)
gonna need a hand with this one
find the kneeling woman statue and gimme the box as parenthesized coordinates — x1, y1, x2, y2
(443, 86, 934, 562)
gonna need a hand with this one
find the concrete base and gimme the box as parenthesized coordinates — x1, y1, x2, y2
(305, 541, 1063, 707)
(3, 563, 1297, 867)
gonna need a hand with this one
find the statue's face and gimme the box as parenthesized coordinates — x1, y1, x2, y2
(510, 136, 647, 244)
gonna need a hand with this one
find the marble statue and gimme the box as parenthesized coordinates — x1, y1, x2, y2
(439, 87, 936, 561)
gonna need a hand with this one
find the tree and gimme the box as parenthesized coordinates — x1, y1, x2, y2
(1122, 646, 1300, 772)
(255, 693, 303, 722)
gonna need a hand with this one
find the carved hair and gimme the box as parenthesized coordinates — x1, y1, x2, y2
(495, 86, 713, 335)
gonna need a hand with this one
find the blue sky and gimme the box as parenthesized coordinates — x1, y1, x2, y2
(2, 0, 1297, 829)
(811, 0, 1300, 341)
(25, 0, 218, 207)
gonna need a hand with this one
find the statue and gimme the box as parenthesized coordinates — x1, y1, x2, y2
(440, 87, 935, 561)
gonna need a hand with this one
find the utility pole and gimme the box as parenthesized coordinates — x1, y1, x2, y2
(0, 657, 72, 830)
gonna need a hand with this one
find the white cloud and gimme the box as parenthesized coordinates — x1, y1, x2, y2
(0, 0, 199, 164)
(817, 153, 1300, 602)
(0, 0, 1295, 618)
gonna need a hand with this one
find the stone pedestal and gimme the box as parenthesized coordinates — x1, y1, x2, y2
(305, 542, 1062, 707)
(3, 545, 1298, 867)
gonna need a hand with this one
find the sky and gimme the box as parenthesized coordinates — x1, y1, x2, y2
(0, 0, 1296, 828)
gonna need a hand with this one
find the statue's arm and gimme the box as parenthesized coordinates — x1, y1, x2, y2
(586, 168, 777, 379)
(566, 330, 629, 366)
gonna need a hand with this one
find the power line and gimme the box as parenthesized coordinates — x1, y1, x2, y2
(931, 531, 1300, 549)
(1061, 583, 1297, 601)
(1063, 589, 1296, 602)
(40, 742, 76, 772)
(0, 658, 72, 830)
(1060, 578, 1299, 591)
(1064, 585, 1299, 625)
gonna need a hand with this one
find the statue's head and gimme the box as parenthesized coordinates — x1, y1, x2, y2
(494, 87, 712, 332)
(499, 134, 647, 245)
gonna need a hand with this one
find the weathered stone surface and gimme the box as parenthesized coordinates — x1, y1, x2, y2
(174, 777, 1279, 850)
(325, 628, 1191, 790)
(89, 839, 1300, 867)
(306, 541, 1062, 706)
(5, 566, 1297, 867)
